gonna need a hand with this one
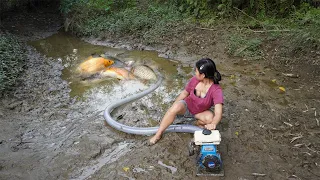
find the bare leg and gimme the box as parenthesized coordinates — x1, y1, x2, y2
(149, 102, 186, 145)
(194, 110, 214, 128)
(195, 119, 206, 128)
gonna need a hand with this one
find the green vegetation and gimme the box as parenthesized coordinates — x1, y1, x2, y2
(0, 33, 26, 94)
(225, 3, 320, 59)
(62, 1, 188, 44)
(227, 35, 263, 60)
(287, 3, 320, 53)
(60, 0, 319, 58)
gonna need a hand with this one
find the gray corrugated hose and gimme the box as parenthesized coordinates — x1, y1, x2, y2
(103, 70, 203, 135)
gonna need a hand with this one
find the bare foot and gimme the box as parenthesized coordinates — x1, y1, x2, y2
(149, 135, 161, 146)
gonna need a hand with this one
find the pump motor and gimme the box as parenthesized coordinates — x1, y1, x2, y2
(189, 129, 224, 176)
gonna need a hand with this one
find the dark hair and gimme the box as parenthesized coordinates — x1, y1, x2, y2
(196, 58, 221, 84)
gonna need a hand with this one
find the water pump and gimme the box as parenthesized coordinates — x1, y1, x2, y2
(188, 129, 224, 176)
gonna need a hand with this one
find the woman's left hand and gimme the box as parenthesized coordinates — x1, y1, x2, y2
(205, 123, 216, 130)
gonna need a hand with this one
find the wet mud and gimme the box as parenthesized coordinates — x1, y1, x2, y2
(0, 4, 320, 180)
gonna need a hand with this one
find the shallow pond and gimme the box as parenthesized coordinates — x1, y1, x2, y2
(29, 31, 194, 114)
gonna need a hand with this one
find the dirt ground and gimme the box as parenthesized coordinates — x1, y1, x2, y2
(0, 3, 319, 180)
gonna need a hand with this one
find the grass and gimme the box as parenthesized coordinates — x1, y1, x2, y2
(227, 34, 264, 60)
(225, 3, 320, 60)
(63, 1, 319, 60)
(64, 3, 189, 44)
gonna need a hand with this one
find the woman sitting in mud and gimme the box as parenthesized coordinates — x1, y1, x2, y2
(149, 58, 223, 145)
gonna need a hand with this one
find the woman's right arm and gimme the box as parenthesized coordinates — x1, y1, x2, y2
(173, 90, 189, 104)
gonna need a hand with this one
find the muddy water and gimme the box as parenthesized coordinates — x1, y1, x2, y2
(30, 32, 187, 91)
(29, 31, 191, 113)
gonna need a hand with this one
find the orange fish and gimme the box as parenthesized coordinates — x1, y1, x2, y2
(79, 56, 114, 74)
(101, 67, 135, 80)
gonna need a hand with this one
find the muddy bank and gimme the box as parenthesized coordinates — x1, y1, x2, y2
(1, 4, 320, 180)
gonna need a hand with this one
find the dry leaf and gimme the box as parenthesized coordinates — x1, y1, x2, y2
(123, 167, 130, 172)
(279, 87, 286, 92)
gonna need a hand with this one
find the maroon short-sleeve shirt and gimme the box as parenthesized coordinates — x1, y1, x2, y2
(184, 76, 224, 115)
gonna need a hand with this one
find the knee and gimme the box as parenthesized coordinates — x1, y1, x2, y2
(168, 103, 184, 114)
(203, 113, 214, 124)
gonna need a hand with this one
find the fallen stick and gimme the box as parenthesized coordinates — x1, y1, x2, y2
(294, 144, 304, 147)
(282, 73, 299, 78)
(288, 175, 301, 180)
(290, 135, 303, 143)
(302, 152, 312, 156)
(303, 104, 309, 113)
(283, 121, 293, 127)
(252, 173, 266, 177)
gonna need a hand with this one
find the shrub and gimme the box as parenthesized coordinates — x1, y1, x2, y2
(0, 33, 26, 94)
(288, 3, 320, 52)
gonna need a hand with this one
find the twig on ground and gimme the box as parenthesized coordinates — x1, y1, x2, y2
(290, 133, 303, 143)
(252, 173, 266, 177)
(282, 73, 299, 78)
(303, 104, 309, 113)
(315, 110, 319, 126)
(283, 121, 293, 127)
(294, 144, 304, 147)
(288, 175, 301, 180)
(302, 152, 312, 156)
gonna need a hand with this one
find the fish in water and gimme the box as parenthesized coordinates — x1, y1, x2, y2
(78, 56, 114, 74)
(101, 67, 135, 80)
(131, 65, 157, 80)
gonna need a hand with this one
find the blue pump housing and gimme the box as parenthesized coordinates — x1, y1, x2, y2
(198, 144, 222, 172)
